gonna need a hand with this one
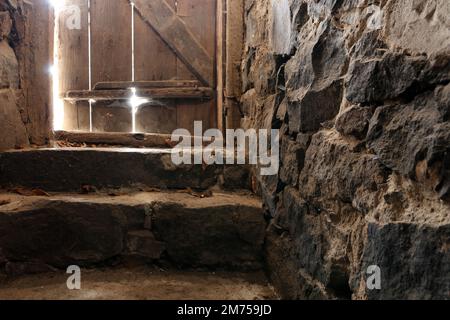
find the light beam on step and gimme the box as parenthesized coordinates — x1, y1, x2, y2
(129, 88, 149, 133)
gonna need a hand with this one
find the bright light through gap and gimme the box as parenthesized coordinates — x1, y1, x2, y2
(51, 0, 64, 131)
(129, 88, 150, 134)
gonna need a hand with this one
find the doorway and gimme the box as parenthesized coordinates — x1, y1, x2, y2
(54, 0, 218, 134)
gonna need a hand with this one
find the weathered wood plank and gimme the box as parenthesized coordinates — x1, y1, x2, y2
(58, 0, 89, 92)
(91, 0, 132, 84)
(58, 0, 90, 131)
(132, 0, 214, 86)
(174, 0, 218, 131)
(92, 102, 132, 133)
(216, 0, 226, 130)
(64, 87, 215, 101)
(15, 0, 53, 144)
(54, 130, 174, 148)
(93, 80, 202, 90)
(90, 0, 133, 133)
(136, 104, 178, 134)
(134, 0, 178, 81)
(225, 0, 244, 129)
(53, 131, 217, 148)
(133, 0, 179, 135)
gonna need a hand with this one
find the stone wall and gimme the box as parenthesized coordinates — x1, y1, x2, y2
(241, 0, 449, 299)
(0, 0, 51, 151)
(0, 0, 28, 150)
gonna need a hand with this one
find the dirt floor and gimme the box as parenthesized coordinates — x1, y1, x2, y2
(0, 266, 277, 300)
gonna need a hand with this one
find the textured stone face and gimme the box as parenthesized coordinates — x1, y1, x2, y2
(0, 192, 266, 271)
(346, 53, 427, 104)
(367, 85, 450, 197)
(0, 11, 12, 39)
(0, 90, 28, 150)
(361, 222, 450, 300)
(0, 3, 30, 151)
(0, 41, 19, 89)
(336, 105, 373, 140)
(242, 0, 450, 299)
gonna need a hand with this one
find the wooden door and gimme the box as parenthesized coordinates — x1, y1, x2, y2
(57, 0, 217, 134)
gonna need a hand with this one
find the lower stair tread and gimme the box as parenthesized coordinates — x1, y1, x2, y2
(0, 191, 265, 271)
(0, 266, 277, 300)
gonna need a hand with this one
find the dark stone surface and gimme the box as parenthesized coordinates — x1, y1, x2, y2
(299, 131, 391, 209)
(0, 201, 126, 267)
(336, 105, 373, 140)
(222, 165, 251, 190)
(0, 148, 221, 191)
(126, 230, 165, 260)
(279, 133, 311, 186)
(349, 31, 387, 61)
(287, 80, 344, 133)
(152, 201, 266, 270)
(367, 84, 450, 200)
(243, 0, 450, 300)
(285, 20, 348, 133)
(346, 53, 427, 105)
(265, 187, 360, 300)
(361, 222, 450, 300)
(0, 192, 265, 271)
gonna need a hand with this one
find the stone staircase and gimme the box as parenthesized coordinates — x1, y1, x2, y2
(0, 146, 270, 299)
(0, 147, 250, 192)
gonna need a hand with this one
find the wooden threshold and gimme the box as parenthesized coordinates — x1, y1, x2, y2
(63, 87, 215, 102)
(54, 131, 221, 149)
(93, 80, 202, 90)
(54, 131, 173, 148)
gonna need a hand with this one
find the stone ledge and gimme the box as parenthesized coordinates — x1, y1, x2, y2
(0, 148, 251, 192)
(0, 191, 265, 272)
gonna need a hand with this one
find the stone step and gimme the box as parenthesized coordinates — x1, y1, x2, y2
(0, 191, 265, 271)
(0, 266, 276, 300)
(0, 148, 250, 192)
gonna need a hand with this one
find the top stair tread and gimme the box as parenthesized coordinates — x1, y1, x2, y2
(0, 190, 262, 213)
(0, 148, 251, 192)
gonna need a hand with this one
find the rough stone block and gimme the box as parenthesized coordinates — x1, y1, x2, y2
(0, 148, 222, 191)
(0, 41, 19, 89)
(0, 11, 12, 38)
(152, 197, 266, 269)
(346, 53, 426, 105)
(360, 222, 450, 300)
(367, 84, 450, 200)
(336, 106, 373, 140)
(126, 230, 165, 260)
(0, 89, 29, 151)
(287, 80, 344, 133)
(0, 200, 125, 267)
(279, 133, 310, 186)
(0, 191, 265, 271)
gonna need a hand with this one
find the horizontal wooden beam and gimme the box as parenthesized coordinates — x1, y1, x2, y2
(63, 87, 215, 102)
(54, 131, 173, 148)
(53, 131, 221, 148)
(93, 80, 202, 90)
